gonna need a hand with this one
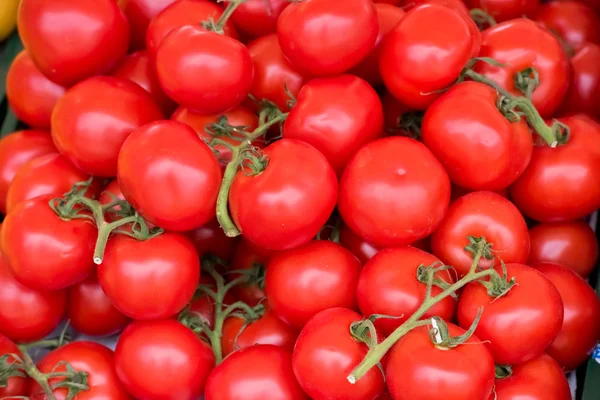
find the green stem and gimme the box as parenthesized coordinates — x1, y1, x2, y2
(503, 98, 558, 147)
(215, 0, 244, 32)
(463, 69, 513, 98)
(17, 346, 56, 400)
(93, 216, 139, 264)
(19, 339, 62, 351)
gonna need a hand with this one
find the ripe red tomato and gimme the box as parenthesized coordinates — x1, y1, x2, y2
(227, 238, 274, 305)
(0, 130, 56, 214)
(386, 323, 495, 400)
(422, 82, 533, 190)
(282, 75, 384, 175)
(18, 0, 129, 86)
(118, 120, 222, 231)
(229, 139, 337, 251)
(188, 218, 238, 261)
(0, 252, 66, 342)
(277, 0, 378, 77)
(30, 342, 131, 400)
(6, 51, 66, 129)
(226, 0, 289, 39)
(464, 0, 539, 22)
(458, 263, 563, 365)
(560, 43, 600, 118)
(406, 0, 471, 14)
(205, 345, 306, 400)
(510, 115, 600, 222)
(98, 179, 126, 209)
(339, 224, 380, 264)
(293, 308, 385, 400)
(431, 191, 530, 276)
(535, 1, 600, 51)
(123, 0, 177, 50)
(115, 320, 214, 400)
(0, 334, 27, 397)
(339, 136, 451, 248)
(98, 233, 199, 320)
(475, 19, 570, 118)
(52, 76, 164, 177)
(356, 246, 456, 335)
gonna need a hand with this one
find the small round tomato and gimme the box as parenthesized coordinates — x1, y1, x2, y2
(98, 233, 199, 320)
(458, 263, 563, 365)
(226, 0, 289, 39)
(206, 345, 306, 400)
(277, 0, 378, 77)
(227, 239, 274, 305)
(188, 218, 238, 261)
(431, 191, 530, 276)
(405, 0, 471, 14)
(386, 323, 495, 400)
(464, 0, 539, 22)
(18, 0, 129, 86)
(123, 0, 177, 50)
(283, 75, 384, 175)
(229, 139, 337, 251)
(0, 333, 27, 397)
(339, 224, 380, 264)
(535, 1, 600, 51)
(118, 121, 222, 232)
(339, 136, 451, 248)
(115, 320, 215, 400)
(560, 43, 600, 118)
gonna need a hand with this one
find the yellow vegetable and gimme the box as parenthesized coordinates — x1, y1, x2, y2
(0, 0, 19, 42)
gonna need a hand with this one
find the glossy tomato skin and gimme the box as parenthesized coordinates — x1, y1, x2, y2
(339, 136, 450, 248)
(535, 1, 600, 51)
(339, 224, 380, 264)
(422, 82, 533, 190)
(228, 238, 274, 305)
(205, 345, 306, 400)
(431, 191, 530, 276)
(18, 0, 129, 87)
(535, 262, 600, 371)
(464, 0, 539, 22)
(118, 120, 222, 231)
(277, 0, 378, 77)
(0, 333, 27, 397)
(123, 0, 176, 50)
(458, 263, 563, 365)
(6, 51, 66, 129)
(229, 139, 337, 251)
(283, 75, 384, 175)
(188, 218, 238, 261)
(386, 324, 495, 400)
(560, 43, 600, 118)
(227, 0, 290, 39)
(510, 115, 600, 221)
(475, 19, 570, 118)
(115, 320, 215, 400)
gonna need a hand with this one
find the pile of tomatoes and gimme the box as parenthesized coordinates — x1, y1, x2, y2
(1, 0, 600, 399)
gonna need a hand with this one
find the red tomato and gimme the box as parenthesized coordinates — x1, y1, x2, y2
(475, 19, 570, 118)
(0, 252, 66, 342)
(228, 238, 274, 305)
(0, 333, 27, 397)
(339, 224, 380, 264)
(30, 342, 131, 400)
(115, 320, 214, 400)
(205, 345, 306, 400)
(356, 246, 456, 335)
(379, 4, 480, 110)
(339, 136, 451, 248)
(282, 75, 384, 175)
(406, 0, 471, 14)
(431, 191, 530, 276)
(292, 308, 385, 400)
(535, 1, 600, 51)
(118, 121, 222, 231)
(226, 0, 289, 39)
(464, 0, 539, 22)
(18, 0, 129, 87)
(124, 0, 177, 50)
(422, 82, 533, 190)
(277, 0, 378, 77)
(229, 139, 338, 251)
(458, 263, 563, 365)
(6, 51, 66, 129)
(386, 323, 495, 400)
(188, 218, 238, 261)
(98, 233, 199, 320)
(560, 43, 600, 118)
(0, 130, 56, 214)
(450, 184, 509, 203)
(510, 115, 600, 221)
(98, 179, 126, 208)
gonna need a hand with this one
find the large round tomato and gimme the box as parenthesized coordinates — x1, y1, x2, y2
(464, 0, 539, 22)
(560, 43, 600, 118)
(226, 0, 289, 39)
(18, 0, 129, 86)
(0, 333, 27, 397)
(339, 136, 450, 248)
(339, 223, 380, 264)
(535, 1, 600, 51)
(118, 120, 222, 231)
(227, 238, 274, 306)
(123, 0, 176, 50)
(188, 218, 238, 261)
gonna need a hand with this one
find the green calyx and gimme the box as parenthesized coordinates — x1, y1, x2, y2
(429, 308, 483, 349)
(476, 260, 517, 299)
(416, 262, 457, 300)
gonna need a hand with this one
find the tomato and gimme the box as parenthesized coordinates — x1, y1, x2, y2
(379, 4, 480, 110)
(277, 0, 378, 77)
(339, 136, 451, 248)
(30, 342, 131, 400)
(205, 345, 306, 400)
(464, 0, 539, 22)
(357, 246, 456, 336)
(293, 308, 385, 400)
(406, 0, 471, 14)
(228, 239, 274, 305)
(475, 19, 570, 118)
(0, 334, 27, 397)
(18, 0, 129, 87)
(422, 82, 533, 190)
(98, 233, 199, 320)
(282, 75, 384, 175)
(52, 76, 164, 177)
(560, 43, 600, 118)
(98, 179, 126, 214)
(188, 218, 238, 261)
(450, 184, 509, 203)
(386, 323, 495, 400)
(115, 320, 214, 400)
(0, 252, 66, 342)
(458, 263, 563, 365)
(535, 1, 600, 51)
(123, 0, 177, 50)
(226, 0, 289, 39)
(118, 120, 222, 231)
(6, 51, 66, 129)
(339, 224, 380, 264)
(247, 34, 306, 111)
(431, 191, 530, 276)
(229, 139, 337, 251)
(187, 275, 235, 330)
(510, 115, 600, 222)
(0, 130, 56, 214)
